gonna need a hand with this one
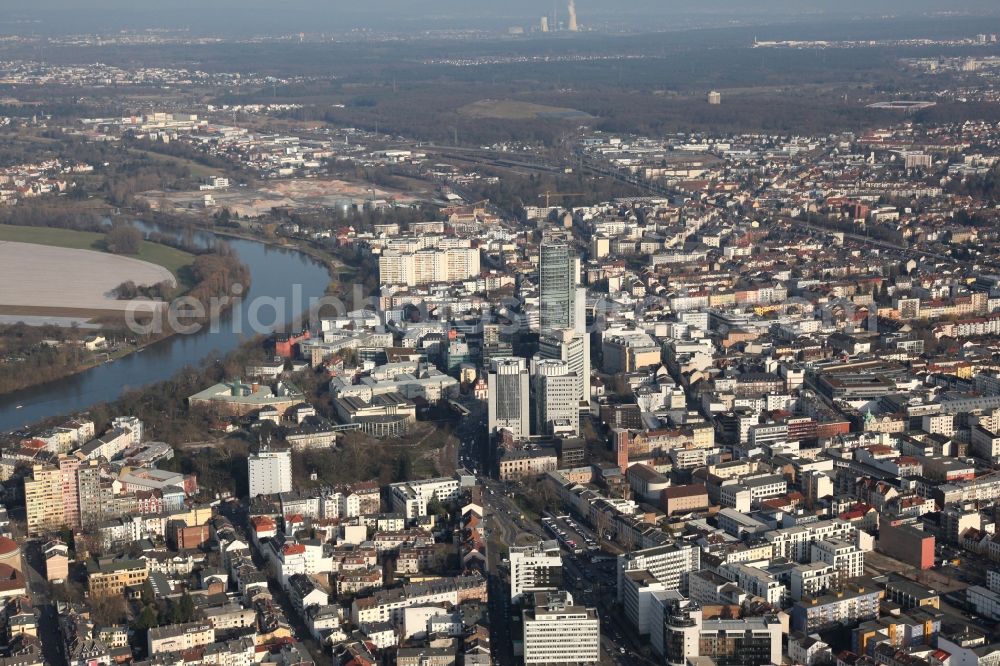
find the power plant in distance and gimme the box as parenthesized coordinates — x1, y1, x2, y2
(539, 0, 579, 33)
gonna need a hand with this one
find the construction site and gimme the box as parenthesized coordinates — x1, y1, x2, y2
(137, 178, 435, 219)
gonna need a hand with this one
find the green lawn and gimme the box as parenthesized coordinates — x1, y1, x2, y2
(0, 224, 196, 288)
(126, 147, 224, 180)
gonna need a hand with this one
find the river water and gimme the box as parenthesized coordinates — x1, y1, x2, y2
(0, 223, 331, 433)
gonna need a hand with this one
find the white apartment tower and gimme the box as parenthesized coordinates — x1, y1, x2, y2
(248, 447, 293, 497)
(378, 247, 480, 287)
(617, 543, 701, 600)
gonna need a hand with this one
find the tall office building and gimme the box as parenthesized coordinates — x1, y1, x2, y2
(538, 235, 590, 406)
(487, 357, 531, 440)
(522, 591, 599, 665)
(617, 543, 701, 601)
(533, 359, 580, 437)
(538, 327, 590, 403)
(248, 446, 293, 497)
(510, 540, 563, 601)
(539, 236, 581, 335)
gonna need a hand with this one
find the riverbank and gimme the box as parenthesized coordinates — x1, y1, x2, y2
(144, 221, 349, 329)
(0, 230, 251, 397)
(0, 340, 143, 400)
(115, 205, 346, 278)
(187, 226, 345, 286)
(0, 221, 332, 433)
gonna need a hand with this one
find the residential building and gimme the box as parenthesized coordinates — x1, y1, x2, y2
(378, 247, 481, 287)
(658, 599, 782, 666)
(790, 579, 884, 633)
(498, 449, 558, 481)
(811, 538, 865, 583)
(617, 543, 700, 599)
(351, 574, 487, 625)
(510, 541, 562, 601)
(248, 447, 293, 497)
(87, 558, 149, 600)
(146, 622, 215, 655)
(522, 591, 599, 665)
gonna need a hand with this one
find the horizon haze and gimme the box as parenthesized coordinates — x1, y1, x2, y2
(4, 0, 1000, 35)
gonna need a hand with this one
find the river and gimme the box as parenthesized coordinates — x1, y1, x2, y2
(0, 222, 331, 433)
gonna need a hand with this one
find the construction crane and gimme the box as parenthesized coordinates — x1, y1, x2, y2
(538, 191, 585, 208)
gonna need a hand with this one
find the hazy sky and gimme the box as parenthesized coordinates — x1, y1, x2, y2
(4, 1, 1000, 35)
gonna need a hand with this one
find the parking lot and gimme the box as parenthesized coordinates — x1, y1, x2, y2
(543, 513, 600, 554)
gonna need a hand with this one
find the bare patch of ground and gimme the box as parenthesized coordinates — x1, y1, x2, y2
(458, 99, 592, 121)
(138, 177, 433, 218)
(0, 242, 174, 314)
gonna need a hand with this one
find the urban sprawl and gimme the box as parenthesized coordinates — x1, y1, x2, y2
(5, 71, 1000, 666)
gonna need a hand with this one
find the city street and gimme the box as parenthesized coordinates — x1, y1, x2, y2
(478, 477, 647, 666)
(22, 539, 65, 666)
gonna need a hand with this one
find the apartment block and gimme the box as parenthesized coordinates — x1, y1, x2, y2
(522, 591, 599, 665)
(379, 247, 480, 287)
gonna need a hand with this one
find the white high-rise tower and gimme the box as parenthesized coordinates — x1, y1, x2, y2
(487, 357, 531, 440)
(532, 359, 580, 437)
(248, 446, 292, 497)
